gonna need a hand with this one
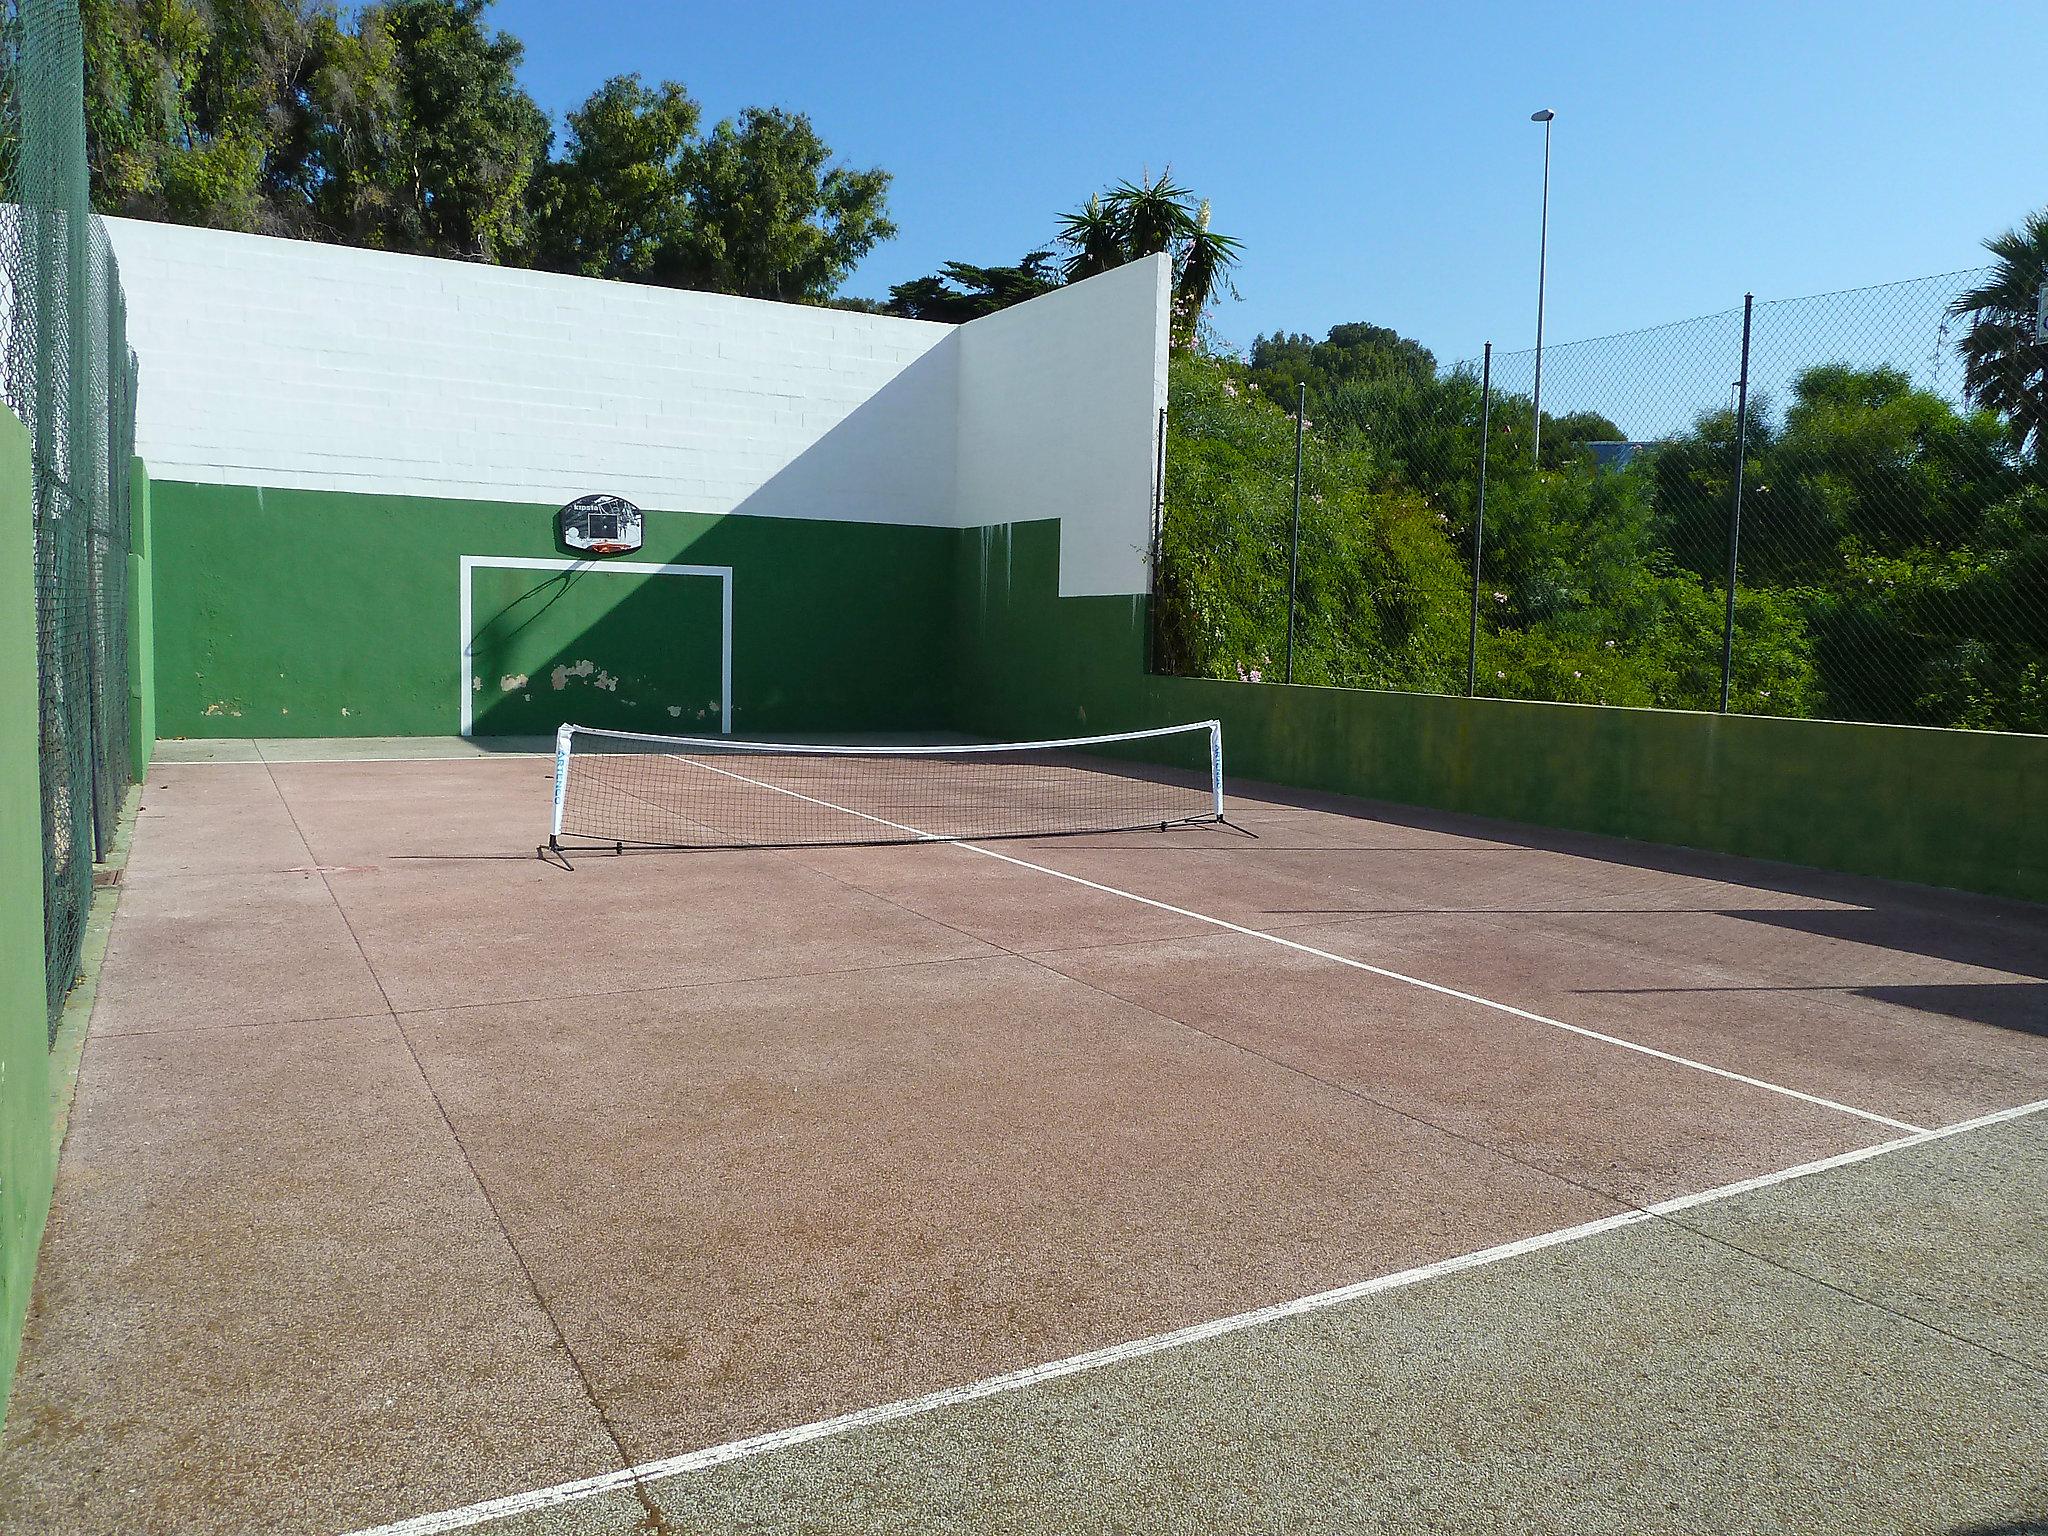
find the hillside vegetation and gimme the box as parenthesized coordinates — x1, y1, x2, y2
(1156, 338, 2046, 731)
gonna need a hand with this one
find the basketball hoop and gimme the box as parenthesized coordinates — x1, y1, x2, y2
(558, 494, 644, 557)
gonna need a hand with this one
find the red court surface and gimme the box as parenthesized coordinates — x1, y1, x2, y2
(1, 741, 2044, 1534)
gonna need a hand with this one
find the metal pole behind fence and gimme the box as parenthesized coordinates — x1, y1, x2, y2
(1284, 382, 1305, 684)
(1468, 343, 1492, 696)
(1719, 293, 1754, 713)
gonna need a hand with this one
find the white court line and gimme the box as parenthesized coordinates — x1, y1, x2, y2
(341, 1094, 2048, 1536)
(653, 757, 1925, 1134)
(152, 753, 553, 766)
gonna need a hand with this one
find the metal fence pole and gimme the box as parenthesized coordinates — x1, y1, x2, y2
(1719, 293, 1754, 713)
(67, 190, 112, 860)
(1284, 381, 1305, 684)
(1468, 343, 1492, 696)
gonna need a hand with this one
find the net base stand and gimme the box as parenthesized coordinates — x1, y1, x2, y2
(540, 833, 622, 858)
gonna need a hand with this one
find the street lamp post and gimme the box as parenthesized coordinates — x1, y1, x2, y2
(1530, 108, 1555, 468)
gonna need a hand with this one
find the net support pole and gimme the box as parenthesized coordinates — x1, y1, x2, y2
(1207, 719, 1225, 821)
(1468, 342, 1492, 698)
(1719, 293, 1754, 713)
(550, 723, 573, 844)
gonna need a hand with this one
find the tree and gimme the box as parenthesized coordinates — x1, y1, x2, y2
(1539, 409, 1626, 470)
(528, 75, 699, 280)
(1155, 352, 1467, 688)
(667, 106, 894, 302)
(292, 6, 400, 241)
(1055, 172, 1241, 345)
(80, 0, 323, 233)
(1951, 206, 2048, 459)
(883, 252, 1060, 322)
(73, 1, 897, 300)
(370, 0, 549, 260)
(1245, 323, 1438, 410)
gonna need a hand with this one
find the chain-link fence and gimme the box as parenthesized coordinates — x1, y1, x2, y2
(2, 0, 140, 1032)
(1158, 265, 2048, 735)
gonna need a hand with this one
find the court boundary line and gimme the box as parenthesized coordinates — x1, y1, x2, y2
(340, 1094, 2048, 1536)
(648, 759, 1925, 1134)
(152, 753, 554, 766)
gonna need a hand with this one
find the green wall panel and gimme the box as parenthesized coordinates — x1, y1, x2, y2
(127, 459, 154, 779)
(468, 562, 725, 735)
(149, 483, 960, 738)
(0, 407, 52, 1420)
(955, 519, 2048, 904)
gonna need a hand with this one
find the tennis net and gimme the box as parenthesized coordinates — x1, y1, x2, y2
(549, 720, 1225, 851)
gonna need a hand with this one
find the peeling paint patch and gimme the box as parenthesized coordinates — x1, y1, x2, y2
(594, 670, 617, 692)
(551, 658, 597, 691)
(667, 705, 682, 718)
(201, 701, 244, 718)
(499, 673, 528, 692)
(471, 676, 483, 692)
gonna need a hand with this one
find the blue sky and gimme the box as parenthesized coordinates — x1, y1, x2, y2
(492, 0, 2046, 368)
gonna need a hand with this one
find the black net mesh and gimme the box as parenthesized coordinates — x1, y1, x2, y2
(554, 725, 1224, 850)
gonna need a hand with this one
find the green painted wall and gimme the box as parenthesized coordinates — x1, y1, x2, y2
(956, 518, 2048, 904)
(0, 406, 53, 1420)
(127, 459, 154, 779)
(469, 562, 725, 736)
(149, 482, 961, 738)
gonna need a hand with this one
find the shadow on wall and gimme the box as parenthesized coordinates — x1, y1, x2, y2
(466, 342, 969, 739)
(723, 337, 957, 528)
(469, 562, 724, 736)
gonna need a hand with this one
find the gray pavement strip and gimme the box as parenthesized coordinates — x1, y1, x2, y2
(390, 1107, 2048, 1536)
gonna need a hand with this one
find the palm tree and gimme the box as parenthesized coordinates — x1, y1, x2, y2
(1055, 172, 1242, 346)
(1950, 207, 2048, 458)
(1054, 193, 1126, 283)
(1172, 197, 1240, 345)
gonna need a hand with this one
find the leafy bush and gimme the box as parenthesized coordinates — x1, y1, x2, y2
(1156, 355, 1466, 690)
(1161, 336, 2044, 733)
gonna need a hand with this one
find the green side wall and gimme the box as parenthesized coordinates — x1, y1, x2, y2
(956, 518, 2048, 904)
(0, 407, 52, 1419)
(149, 481, 961, 738)
(128, 459, 154, 779)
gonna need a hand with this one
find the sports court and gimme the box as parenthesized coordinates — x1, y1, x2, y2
(0, 730, 2041, 1534)
(2, 63, 2045, 1534)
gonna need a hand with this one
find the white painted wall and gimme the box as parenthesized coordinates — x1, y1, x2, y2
(107, 218, 1169, 596)
(955, 255, 1170, 598)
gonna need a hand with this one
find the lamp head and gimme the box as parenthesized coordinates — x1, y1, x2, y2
(1531, 109, 1556, 122)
